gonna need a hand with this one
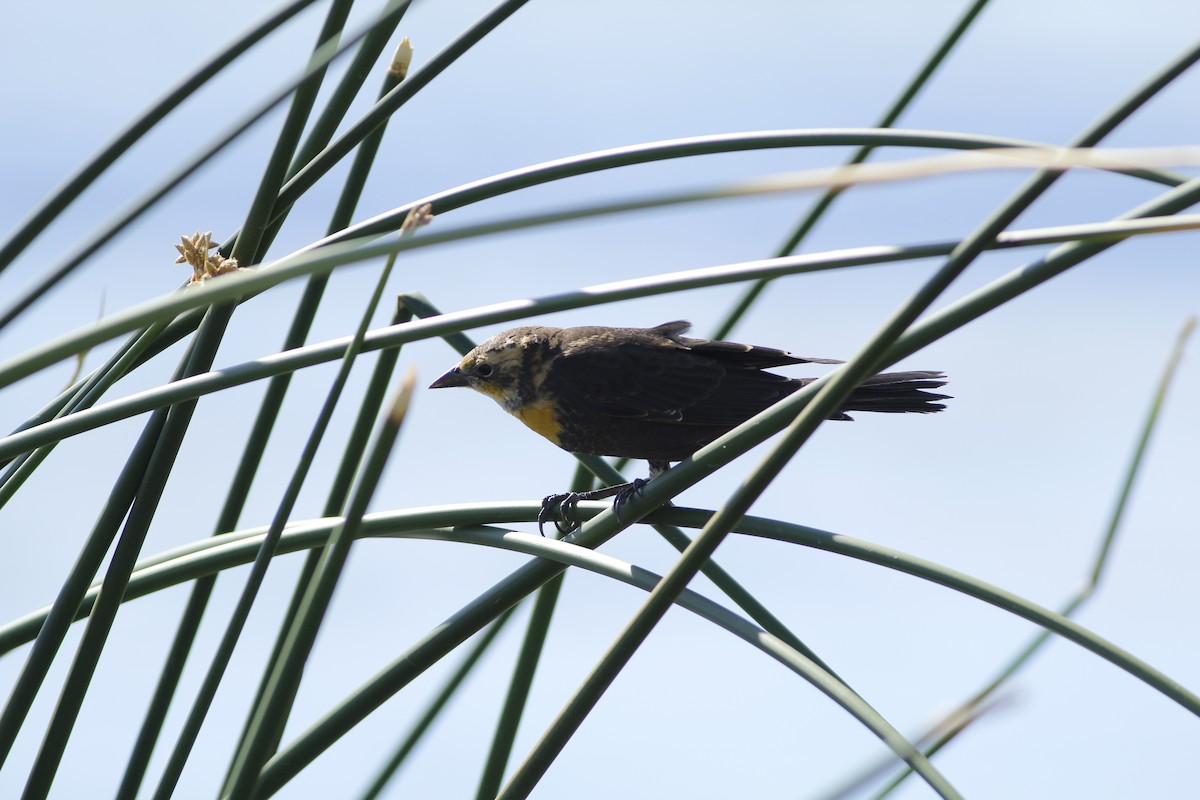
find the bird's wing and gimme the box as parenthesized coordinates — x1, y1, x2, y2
(544, 341, 800, 425)
(682, 337, 843, 368)
(655, 320, 844, 368)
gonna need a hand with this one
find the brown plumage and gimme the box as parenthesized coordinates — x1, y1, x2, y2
(430, 320, 950, 532)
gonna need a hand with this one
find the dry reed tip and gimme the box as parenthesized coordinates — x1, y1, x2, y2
(390, 37, 413, 79)
(173, 231, 243, 284)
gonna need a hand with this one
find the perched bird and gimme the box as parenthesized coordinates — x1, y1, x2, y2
(429, 320, 949, 533)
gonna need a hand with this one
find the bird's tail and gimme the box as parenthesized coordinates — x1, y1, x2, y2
(829, 371, 950, 419)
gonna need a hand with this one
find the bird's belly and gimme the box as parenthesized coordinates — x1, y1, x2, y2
(557, 412, 730, 462)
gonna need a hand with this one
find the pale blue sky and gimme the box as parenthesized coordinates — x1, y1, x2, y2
(2, 1, 1199, 798)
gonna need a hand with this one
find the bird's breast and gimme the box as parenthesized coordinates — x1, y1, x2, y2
(512, 398, 563, 446)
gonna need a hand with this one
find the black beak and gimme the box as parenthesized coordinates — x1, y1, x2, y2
(429, 366, 470, 389)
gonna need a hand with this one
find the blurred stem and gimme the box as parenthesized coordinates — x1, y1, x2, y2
(474, 465, 591, 799)
(149, 234, 405, 800)
(0, 321, 166, 508)
(5, 128, 1182, 393)
(1088, 316, 1194, 587)
(359, 608, 519, 800)
(223, 53, 419, 783)
(5, 204, 1200, 464)
(266, 0, 532, 230)
(871, 315, 1196, 800)
(231, 0, 354, 264)
(256, 4, 412, 254)
(226, 370, 418, 800)
(124, 39, 416, 797)
(17, 302, 235, 798)
(0, 0, 321, 276)
(713, 0, 993, 340)
(0, 6, 388, 332)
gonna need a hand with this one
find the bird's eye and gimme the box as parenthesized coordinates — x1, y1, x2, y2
(475, 363, 494, 378)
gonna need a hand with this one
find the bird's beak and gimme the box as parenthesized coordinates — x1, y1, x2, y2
(429, 366, 470, 389)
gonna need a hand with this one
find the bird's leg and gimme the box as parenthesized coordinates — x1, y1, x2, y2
(537, 461, 673, 536)
(611, 460, 673, 521)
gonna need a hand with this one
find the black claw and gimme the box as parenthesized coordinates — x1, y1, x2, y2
(539, 475, 670, 534)
(555, 493, 582, 535)
(538, 492, 581, 536)
(611, 478, 648, 523)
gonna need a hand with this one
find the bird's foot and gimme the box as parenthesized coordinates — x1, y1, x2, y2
(538, 492, 584, 536)
(539, 478, 669, 536)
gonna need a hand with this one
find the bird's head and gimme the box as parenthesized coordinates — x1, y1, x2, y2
(428, 326, 555, 412)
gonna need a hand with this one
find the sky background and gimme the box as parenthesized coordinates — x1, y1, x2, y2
(2, 1, 1199, 798)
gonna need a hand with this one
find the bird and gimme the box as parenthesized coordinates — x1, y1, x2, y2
(429, 320, 949, 534)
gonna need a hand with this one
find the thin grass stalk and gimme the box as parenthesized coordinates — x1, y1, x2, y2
(247, 498, 1200, 797)
(17, 302, 234, 798)
(222, 55, 419, 776)
(147, 232, 407, 800)
(5, 202, 1199, 472)
(221, 302, 413, 786)
(1, 131, 1186, 397)
(0, 321, 168, 507)
(475, 572, 574, 796)
(714, 0, 993, 340)
(255, 8, 413, 255)
(1, 131, 1191, 398)
(818, 697, 1010, 800)
(0, 5, 401, 331)
(225, 369, 418, 799)
(570, 454, 840, 678)
(359, 608, 520, 800)
(11, 503, 1195, 719)
(117, 12, 403, 791)
(230, 0, 355, 264)
(266, 0, 533, 230)
(869, 315, 1196, 800)
(0, 0, 322, 275)
(287, 3, 412, 183)
(397, 291, 510, 355)
(326, 303, 414, 515)
(0, 347, 187, 766)
(1088, 317, 1194, 587)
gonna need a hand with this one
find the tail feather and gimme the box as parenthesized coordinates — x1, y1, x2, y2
(837, 371, 950, 419)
